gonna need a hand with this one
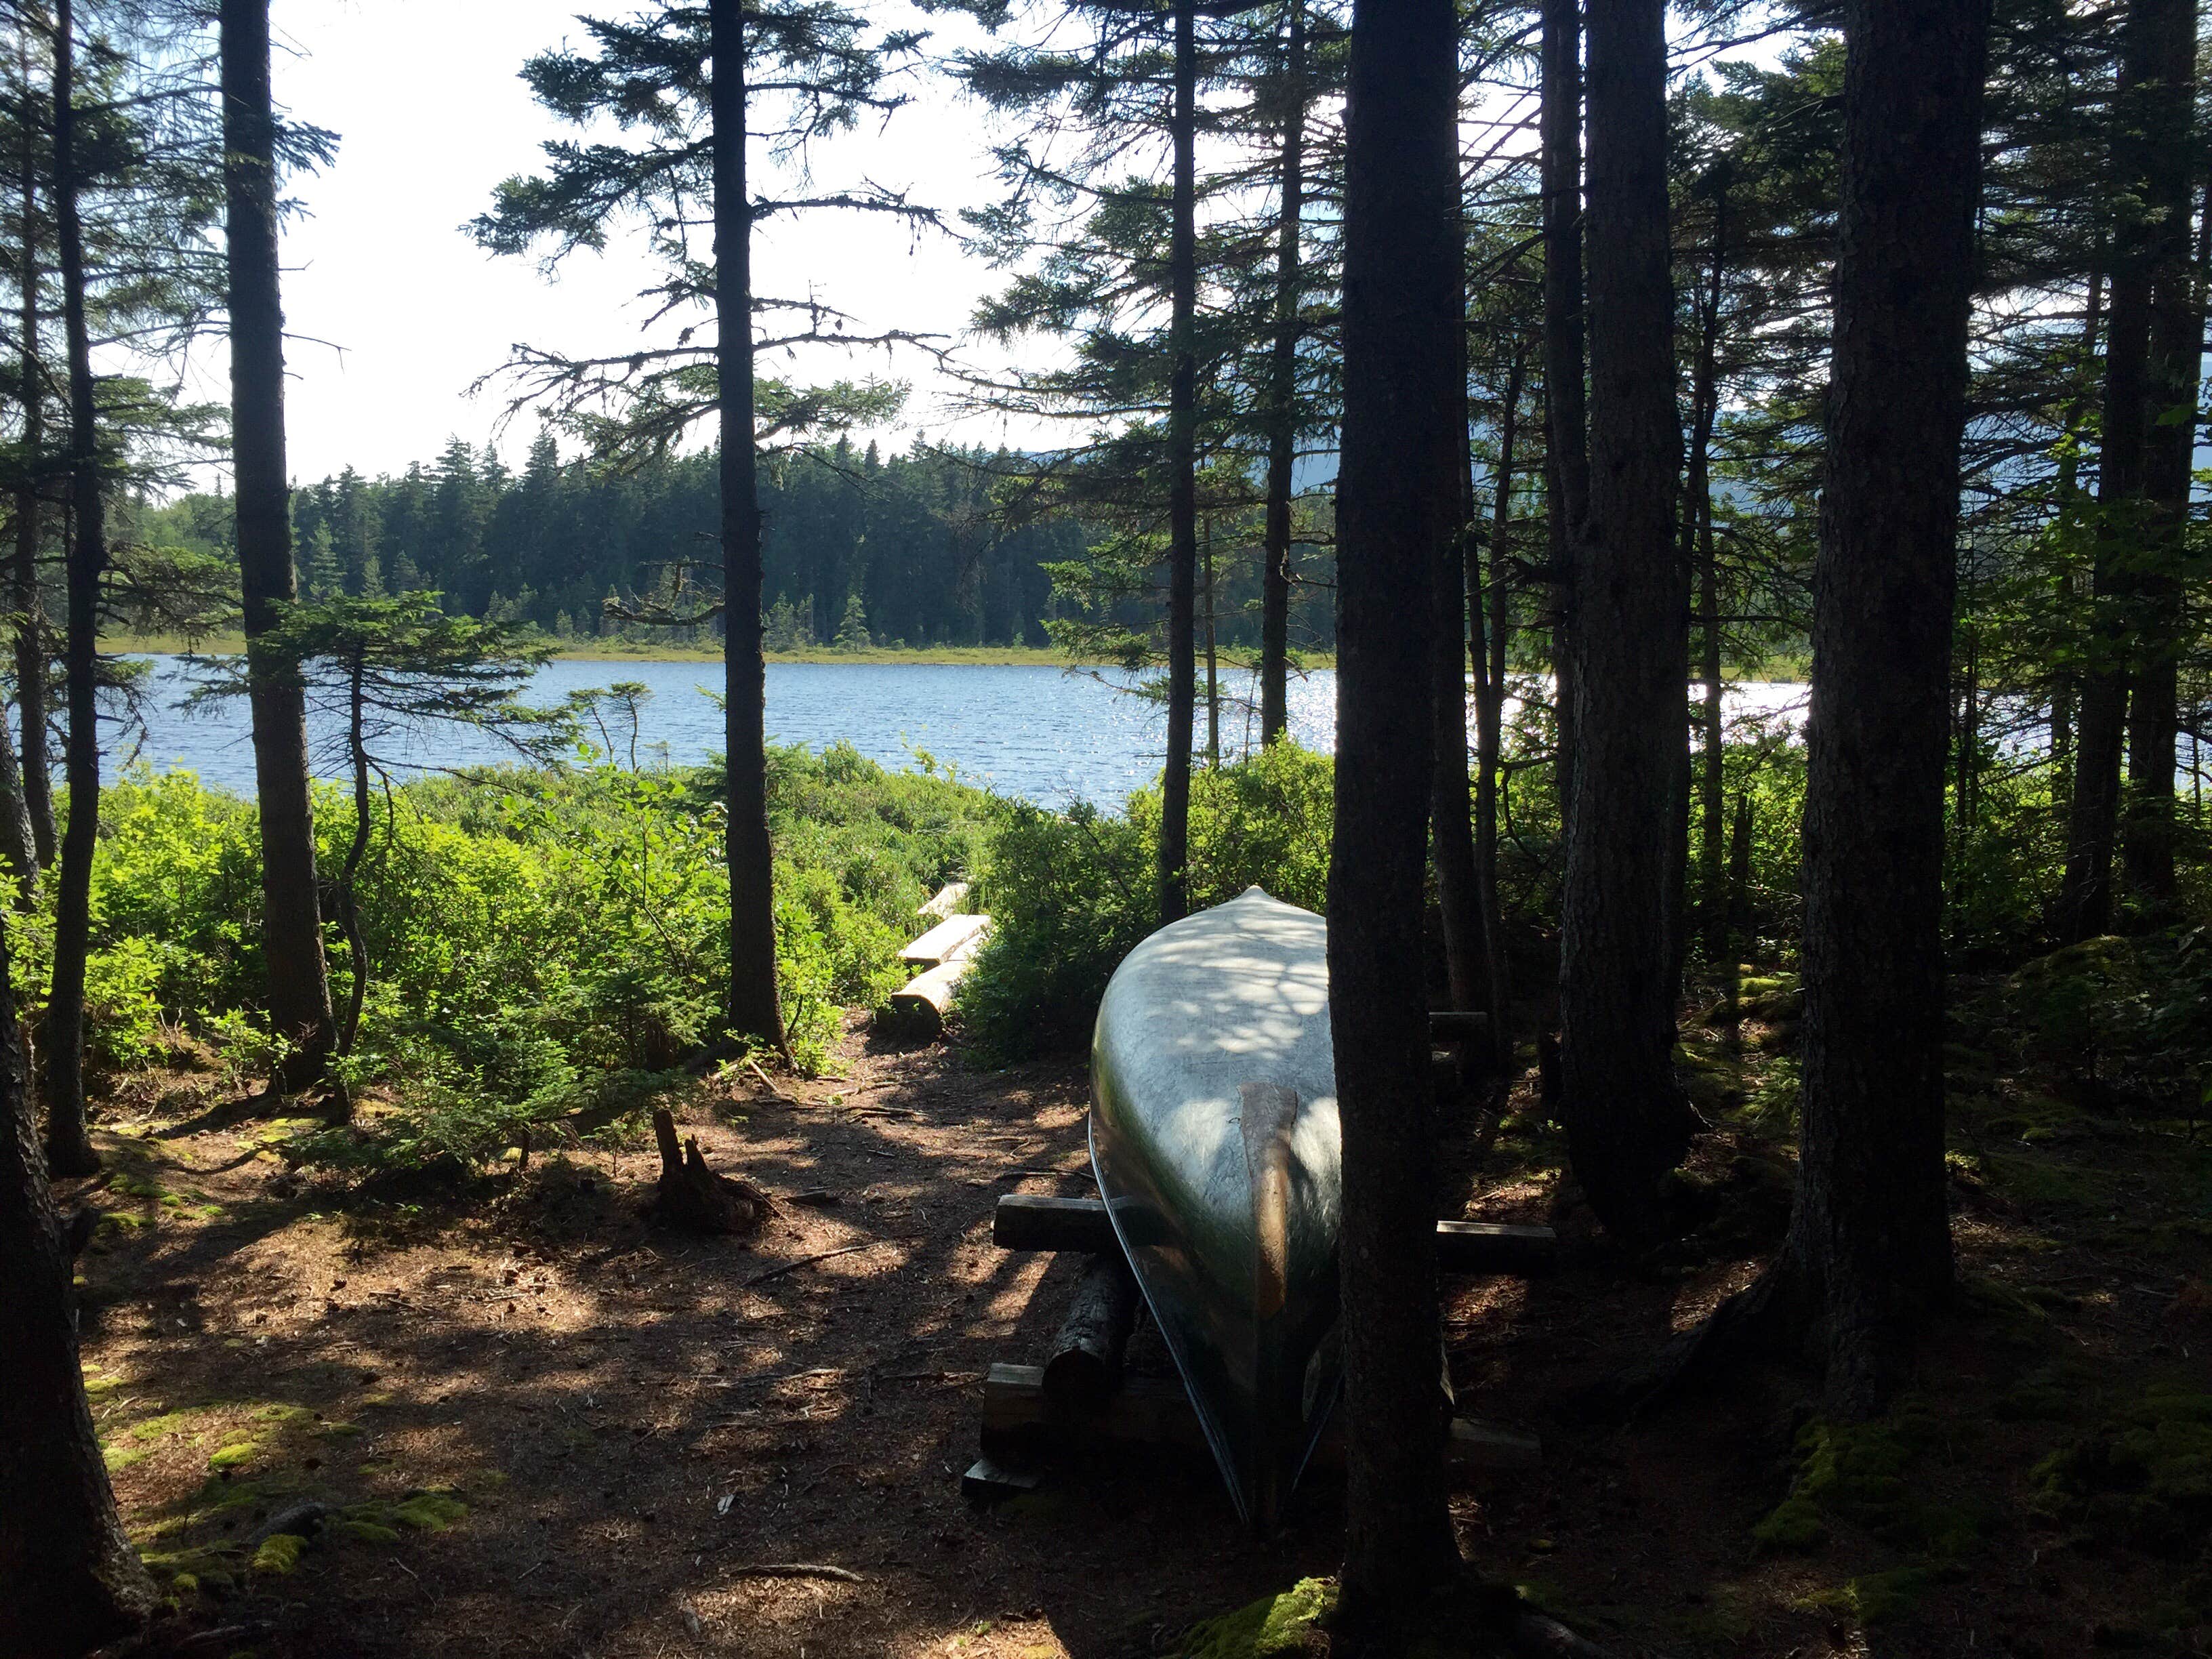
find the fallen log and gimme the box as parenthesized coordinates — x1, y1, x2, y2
(980, 1362, 1539, 1479)
(1042, 1254, 1138, 1410)
(993, 1193, 1555, 1276)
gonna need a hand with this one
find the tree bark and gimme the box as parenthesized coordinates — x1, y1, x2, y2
(0, 903, 157, 1657)
(1557, 0, 1693, 1247)
(710, 0, 787, 1052)
(1471, 348, 1524, 1073)
(1259, 1, 1304, 747)
(1159, 0, 1197, 924)
(1687, 185, 1728, 960)
(1540, 0, 1588, 825)
(0, 700, 37, 900)
(1790, 0, 1984, 1410)
(13, 41, 54, 879)
(2123, 18, 2200, 908)
(46, 0, 101, 1177)
(1330, 0, 1462, 1613)
(2059, 0, 2183, 941)
(1432, 384, 1483, 1021)
(223, 0, 336, 1093)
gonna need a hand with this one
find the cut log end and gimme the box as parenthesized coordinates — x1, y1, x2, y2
(651, 1107, 772, 1236)
(1042, 1254, 1138, 1410)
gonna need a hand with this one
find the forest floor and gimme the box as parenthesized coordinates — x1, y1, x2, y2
(62, 981, 2212, 1659)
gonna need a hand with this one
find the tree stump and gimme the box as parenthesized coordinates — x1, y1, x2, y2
(651, 1109, 771, 1235)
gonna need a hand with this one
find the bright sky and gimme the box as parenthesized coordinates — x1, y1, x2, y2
(256, 0, 1047, 483)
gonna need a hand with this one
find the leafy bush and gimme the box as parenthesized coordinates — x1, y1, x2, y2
(73, 743, 1003, 1168)
(960, 742, 1335, 1061)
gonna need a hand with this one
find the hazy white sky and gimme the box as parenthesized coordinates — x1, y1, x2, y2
(257, 0, 1044, 483)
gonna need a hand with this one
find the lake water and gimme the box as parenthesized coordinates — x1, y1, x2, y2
(110, 657, 1811, 809)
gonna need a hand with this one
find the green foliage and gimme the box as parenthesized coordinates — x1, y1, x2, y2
(2031, 1382, 2212, 1555)
(1177, 1576, 1336, 1659)
(1754, 1404, 1984, 1563)
(2007, 928, 2212, 1109)
(75, 743, 1000, 1170)
(960, 743, 1334, 1061)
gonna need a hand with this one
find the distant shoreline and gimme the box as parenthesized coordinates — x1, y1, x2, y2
(110, 633, 1346, 671)
(106, 634, 1807, 681)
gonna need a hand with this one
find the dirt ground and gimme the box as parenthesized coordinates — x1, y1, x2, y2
(62, 998, 2212, 1659)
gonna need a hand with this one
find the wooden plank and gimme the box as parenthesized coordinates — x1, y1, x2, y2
(980, 1363, 1538, 1480)
(993, 1194, 1555, 1277)
(1434, 1219, 1559, 1277)
(918, 882, 971, 923)
(901, 913, 991, 968)
(993, 1193, 1116, 1252)
(960, 1455, 1040, 1502)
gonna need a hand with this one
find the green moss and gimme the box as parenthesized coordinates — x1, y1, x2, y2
(207, 1439, 262, 1470)
(250, 1533, 306, 1575)
(1179, 1577, 1337, 1658)
(129, 1410, 201, 1443)
(1754, 1404, 1986, 1563)
(252, 1404, 314, 1426)
(2028, 1384, 2212, 1553)
(103, 1446, 151, 1473)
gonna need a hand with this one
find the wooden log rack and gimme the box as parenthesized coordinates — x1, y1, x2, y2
(993, 1192, 1558, 1277)
(966, 1188, 1554, 1503)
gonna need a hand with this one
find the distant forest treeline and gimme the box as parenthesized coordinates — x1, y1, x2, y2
(138, 433, 1337, 653)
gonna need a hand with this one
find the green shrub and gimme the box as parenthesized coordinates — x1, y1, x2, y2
(74, 745, 1002, 1171)
(960, 742, 1335, 1062)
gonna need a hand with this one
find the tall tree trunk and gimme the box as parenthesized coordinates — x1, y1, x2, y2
(2059, 0, 2178, 941)
(46, 0, 101, 1177)
(1259, 1, 1304, 747)
(15, 42, 55, 877)
(1330, 0, 1462, 1614)
(1784, 0, 1986, 1410)
(0, 705, 35, 901)
(2049, 269, 2103, 815)
(1688, 186, 1728, 959)
(223, 0, 336, 1094)
(2123, 15, 2200, 907)
(1472, 348, 1525, 1072)
(1557, 0, 1693, 1247)
(1540, 0, 1588, 825)
(1433, 296, 1482, 1021)
(710, 0, 787, 1052)
(1202, 517, 1219, 766)
(0, 904, 156, 1657)
(1159, 0, 1197, 924)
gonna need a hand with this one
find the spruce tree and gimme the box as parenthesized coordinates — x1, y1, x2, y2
(474, 0, 926, 1051)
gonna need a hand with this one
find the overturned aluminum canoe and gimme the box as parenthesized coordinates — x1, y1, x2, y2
(1088, 886, 1343, 1529)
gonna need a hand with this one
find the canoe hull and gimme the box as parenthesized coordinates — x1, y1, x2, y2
(1088, 887, 1343, 1528)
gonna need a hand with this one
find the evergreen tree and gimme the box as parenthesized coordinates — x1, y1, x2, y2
(474, 0, 930, 1051)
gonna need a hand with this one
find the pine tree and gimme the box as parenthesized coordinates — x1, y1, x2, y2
(474, 0, 926, 1050)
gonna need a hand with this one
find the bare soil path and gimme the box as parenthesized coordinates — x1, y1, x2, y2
(62, 998, 2212, 1658)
